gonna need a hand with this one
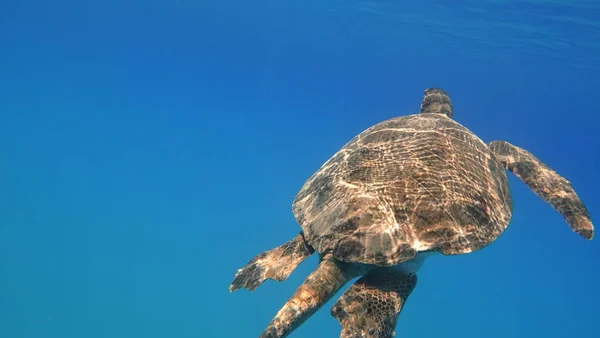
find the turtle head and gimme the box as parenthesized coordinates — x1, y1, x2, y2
(419, 88, 453, 118)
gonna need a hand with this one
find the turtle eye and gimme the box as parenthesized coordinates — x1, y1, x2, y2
(368, 328, 376, 335)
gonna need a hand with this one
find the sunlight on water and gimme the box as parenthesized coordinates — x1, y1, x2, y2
(310, 0, 600, 77)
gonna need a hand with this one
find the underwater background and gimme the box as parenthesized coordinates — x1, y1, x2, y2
(1, 0, 599, 337)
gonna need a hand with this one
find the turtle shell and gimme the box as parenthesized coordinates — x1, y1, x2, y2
(292, 113, 513, 266)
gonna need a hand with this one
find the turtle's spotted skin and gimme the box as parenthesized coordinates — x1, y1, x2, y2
(332, 268, 417, 338)
(229, 88, 594, 338)
(293, 113, 512, 266)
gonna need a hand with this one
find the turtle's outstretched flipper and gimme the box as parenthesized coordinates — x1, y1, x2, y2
(331, 268, 417, 338)
(229, 232, 315, 292)
(489, 140, 594, 239)
(259, 254, 361, 338)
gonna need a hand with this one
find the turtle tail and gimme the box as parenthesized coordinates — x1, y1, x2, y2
(488, 140, 594, 240)
(229, 232, 315, 292)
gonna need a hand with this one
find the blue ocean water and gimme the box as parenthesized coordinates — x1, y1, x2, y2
(0, 0, 598, 337)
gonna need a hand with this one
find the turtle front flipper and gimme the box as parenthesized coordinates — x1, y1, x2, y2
(489, 140, 594, 239)
(331, 268, 417, 338)
(229, 232, 315, 292)
(259, 254, 362, 338)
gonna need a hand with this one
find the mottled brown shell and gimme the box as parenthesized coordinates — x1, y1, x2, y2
(292, 113, 513, 266)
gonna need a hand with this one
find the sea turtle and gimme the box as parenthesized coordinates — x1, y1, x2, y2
(229, 88, 594, 338)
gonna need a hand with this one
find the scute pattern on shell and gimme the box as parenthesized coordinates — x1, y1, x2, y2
(292, 113, 513, 266)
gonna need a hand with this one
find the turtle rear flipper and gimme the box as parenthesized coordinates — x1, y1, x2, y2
(229, 232, 315, 292)
(489, 140, 594, 240)
(331, 268, 417, 338)
(259, 254, 361, 338)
